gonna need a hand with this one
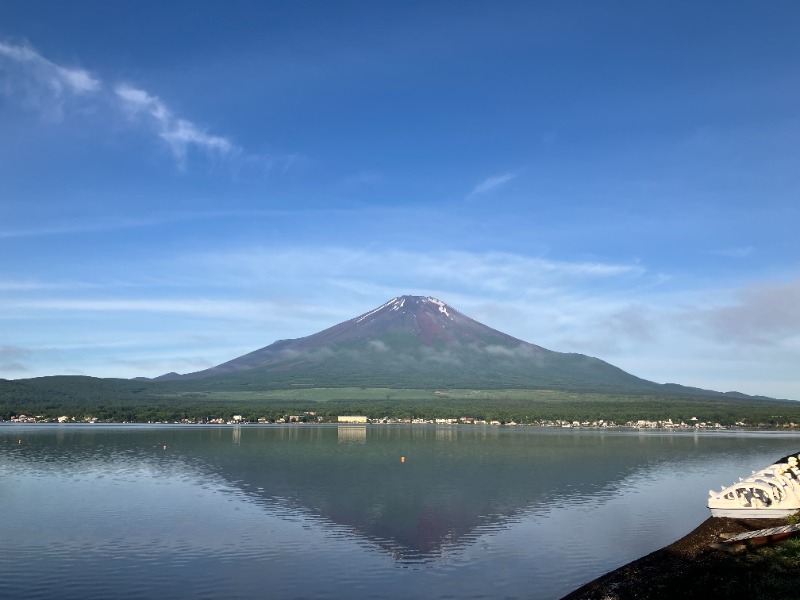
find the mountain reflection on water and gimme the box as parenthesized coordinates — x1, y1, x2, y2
(203, 424, 649, 562)
(6, 424, 799, 568)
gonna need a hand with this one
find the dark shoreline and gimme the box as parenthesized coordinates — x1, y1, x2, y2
(560, 516, 798, 599)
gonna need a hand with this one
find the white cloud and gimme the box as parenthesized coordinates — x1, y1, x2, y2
(344, 171, 382, 187)
(1, 39, 240, 167)
(0, 280, 67, 291)
(115, 84, 236, 162)
(0, 345, 32, 374)
(1, 298, 263, 318)
(0, 40, 100, 118)
(0, 209, 296, 239)
(0, 40, 100, 95)
(483, 345, 537, 359)
(0, 215, 166, 239)
(713, 246, 755, 258)
(368, 340, 389, 352)
(184, 247, 645, 303)
(685, 277, 800, 346)
(467, 172, 517, 198)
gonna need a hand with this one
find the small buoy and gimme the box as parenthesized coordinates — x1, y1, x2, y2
(401, 456, 405, 463)
(163, 445, 168, 450)
(17, 439, 23, 444)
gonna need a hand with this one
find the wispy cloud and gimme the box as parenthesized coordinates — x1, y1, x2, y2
(713, 246, 755, 258)
(0, 279, 101, 291)
(0, 345, 32, 374)
(0, 209, 293, 239)
(0, 215, 167, 239)
(115, 84, 237, 163)
(344, 171, 382, 187)
(0, 246, 648, 338)
(1, 39, 240, 167)
(0, 41, 100, 94)
(1, 298, 260, 317)
(0, 40, 100, 117)
(685, 277, 800, 346)
(467, 172, 518, 199)
(187, 247, 645, 299)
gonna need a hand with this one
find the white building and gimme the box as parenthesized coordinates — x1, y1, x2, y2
(338, 415, 368, 423)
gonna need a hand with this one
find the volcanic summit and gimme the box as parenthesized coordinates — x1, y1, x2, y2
(158, 295, 661, 393)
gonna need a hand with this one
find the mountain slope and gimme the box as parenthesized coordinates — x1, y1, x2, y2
(160, 296, 665, 393)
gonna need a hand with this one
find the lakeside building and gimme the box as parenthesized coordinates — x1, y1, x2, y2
(338, 415, 368, 423)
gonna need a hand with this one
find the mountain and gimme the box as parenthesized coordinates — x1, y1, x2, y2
(157, 295, 667, 393)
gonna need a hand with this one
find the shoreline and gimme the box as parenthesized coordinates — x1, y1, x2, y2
(560, 515, 797, 599)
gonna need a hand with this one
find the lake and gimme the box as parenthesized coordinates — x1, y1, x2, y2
(2, 424, 799, 599)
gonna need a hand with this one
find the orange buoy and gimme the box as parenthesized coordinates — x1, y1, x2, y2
(401, 456, 405, 463)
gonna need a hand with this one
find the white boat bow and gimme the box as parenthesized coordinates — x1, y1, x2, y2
(708, 454, 800, 518)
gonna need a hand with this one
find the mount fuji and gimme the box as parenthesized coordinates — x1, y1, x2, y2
(155, 295, 668, 393)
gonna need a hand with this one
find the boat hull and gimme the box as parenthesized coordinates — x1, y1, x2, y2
(709, 507, 799, 519)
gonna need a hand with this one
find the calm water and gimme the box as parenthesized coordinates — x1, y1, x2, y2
(3, 424, 800, 599)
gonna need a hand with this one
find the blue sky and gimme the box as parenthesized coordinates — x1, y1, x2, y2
(2, 1, 799, 398)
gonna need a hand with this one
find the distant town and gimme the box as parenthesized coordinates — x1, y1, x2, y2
(3, 412, 790, 429)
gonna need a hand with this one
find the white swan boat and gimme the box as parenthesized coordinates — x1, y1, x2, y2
(708, 454, 800, 518)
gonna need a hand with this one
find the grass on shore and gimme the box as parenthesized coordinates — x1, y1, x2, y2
(667, 538, 800, 600)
